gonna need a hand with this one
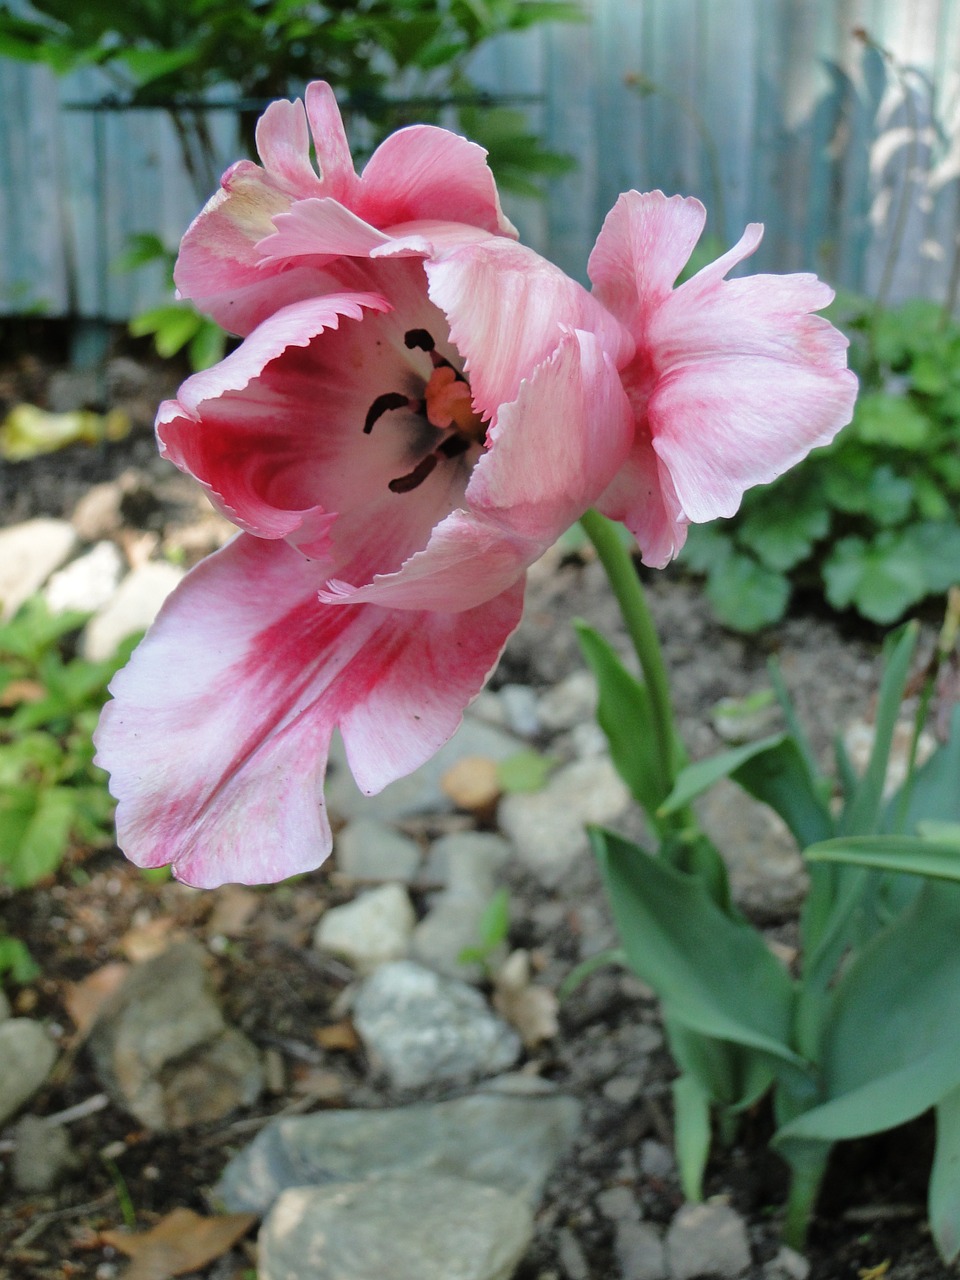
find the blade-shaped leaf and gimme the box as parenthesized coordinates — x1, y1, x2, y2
(806, 834, 960, 883)
(840, 622, 919, 835)
(777, 880, 960, 1143)
(591, 828, 802, 1068)
(575, 620, 666, 823)
(885, 705, 960, 833)
(672, 1073, 712, 1202)
(661, 735, 833, 850)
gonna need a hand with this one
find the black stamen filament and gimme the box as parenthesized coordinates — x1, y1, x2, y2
(365, 329, 484, 494)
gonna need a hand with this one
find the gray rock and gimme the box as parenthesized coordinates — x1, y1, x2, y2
(537, 671, 598, 732)
(43, 540, 124, 615)
(70, 478, 125, 541)
(597, 1186, 640, 1223)
(82, 560, 185, 660)
(557, 1227, 590, 1280)
(696, 780, 806, 914)
(763, 1247, 810, 1280)
(0, 519, 77, 619)
(47, 368, 101, 412)
(0, 1019, 58, 1125)
(615, 1221, 667, 1280)
(665, 1203, 751, 1280)
(334, 819, 422, 883)
(499, 757, 630, 886)
(314, 884, 415, 974)
(325, 717, 521, 824)
(423, 831, 511, 896)
(639, 1139, 676, 1181)
(12, 1116, 76, 1193)
(352, 961, 521, 1090)
(411, 895, 491, 980)
(498, 684, 541, 738)
(259, 1173, 533, 1280)
(87, 942, 262, 1131)
(217, 1084, 582, 1215)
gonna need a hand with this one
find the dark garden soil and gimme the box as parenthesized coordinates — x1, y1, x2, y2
(0, 329, 953, 1280)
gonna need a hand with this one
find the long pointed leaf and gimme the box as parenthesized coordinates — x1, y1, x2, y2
(591, 828, 802, 1068)
(806, 834, 960, 883)
(840, 622, 919, 835)
(661, 734, 833, 850)
(778, 880, 960, 1143)
(575, 621, 665, 823)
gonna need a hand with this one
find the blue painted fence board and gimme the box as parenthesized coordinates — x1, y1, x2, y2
(0, 0, 957, 321)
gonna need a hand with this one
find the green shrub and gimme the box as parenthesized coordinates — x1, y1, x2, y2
(682, 297, 960, 629)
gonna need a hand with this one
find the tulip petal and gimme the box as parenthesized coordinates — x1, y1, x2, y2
(257, 198, 391, 262)
(596, 432, 687, 568)
(356, 124, 517, 238)
(254, 96, 325, 199)
(427, 239, 634, 425)
(588, 190, 706, 328)
(651, 354, 858, 523)
(95, 535, 524, 887)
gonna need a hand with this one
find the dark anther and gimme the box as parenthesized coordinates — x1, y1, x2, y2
(438, 434, 471, 459)
(404, 329, 436, 352)
(364, 391, 410, 435)
(388, 454, 439, 493)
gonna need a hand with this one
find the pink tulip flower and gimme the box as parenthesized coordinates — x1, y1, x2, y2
(94, 82, 856, 887)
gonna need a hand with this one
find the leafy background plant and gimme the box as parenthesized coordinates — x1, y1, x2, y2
(680, 290, 960, 633)
(0, 0, 578, 369)
(0, 598, 136, 978)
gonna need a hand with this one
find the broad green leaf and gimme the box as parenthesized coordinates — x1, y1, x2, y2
(575, 621, 666, 822)
(737, 497, 830, 572)
(5, 785, 76, 887)
(0, 934, 39, 984)
(777, 880, 960, 1143)
(824, 533, 926, 623)
(854, 391, 932, 449)
(705, 552, 791, 632)
(931, 1085, 960, 1263)
(679, 522, 731, 575)
(591, 829, 802, 1068)
(902, 521, 960, 594)
(822, 458, 914, 524)
(806, 835, 960, 882)
(661, 734, 833, 851)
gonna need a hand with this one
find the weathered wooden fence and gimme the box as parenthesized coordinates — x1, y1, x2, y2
(1, 0, 958, 322)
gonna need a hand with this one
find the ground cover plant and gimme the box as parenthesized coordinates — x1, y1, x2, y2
(0, 598, 132, 977)
(682, 284, 960, 633)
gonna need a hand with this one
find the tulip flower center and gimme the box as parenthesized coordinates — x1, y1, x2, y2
(363, 328, 488, 494)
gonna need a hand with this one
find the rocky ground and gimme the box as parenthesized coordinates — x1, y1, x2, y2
(0, 334, 952, 1280)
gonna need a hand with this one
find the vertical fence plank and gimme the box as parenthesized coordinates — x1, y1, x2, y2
(0, 0, 956, 319)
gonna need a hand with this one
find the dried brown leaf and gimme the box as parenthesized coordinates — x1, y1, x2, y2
(101, 1207, 256, 1280)
(63, 963, 130, 1039)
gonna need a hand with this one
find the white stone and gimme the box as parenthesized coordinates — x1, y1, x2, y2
(44, 540, 124, 614)
(334, 819, 422, 883)
(82, 560, 184, 659)
(314, 884, 415, 975)
(499, 757, 631, 885)
(353, 960, 521, 1089)
(666, 1202, 751, 1280)
(259, 1174, 533, 1280)
(537, 671, 598, 731)
(0, 1019, 57, 1126)
(0, 519, 77, 618)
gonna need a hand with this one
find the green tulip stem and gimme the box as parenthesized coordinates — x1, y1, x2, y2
(579, 508, 679, 797)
